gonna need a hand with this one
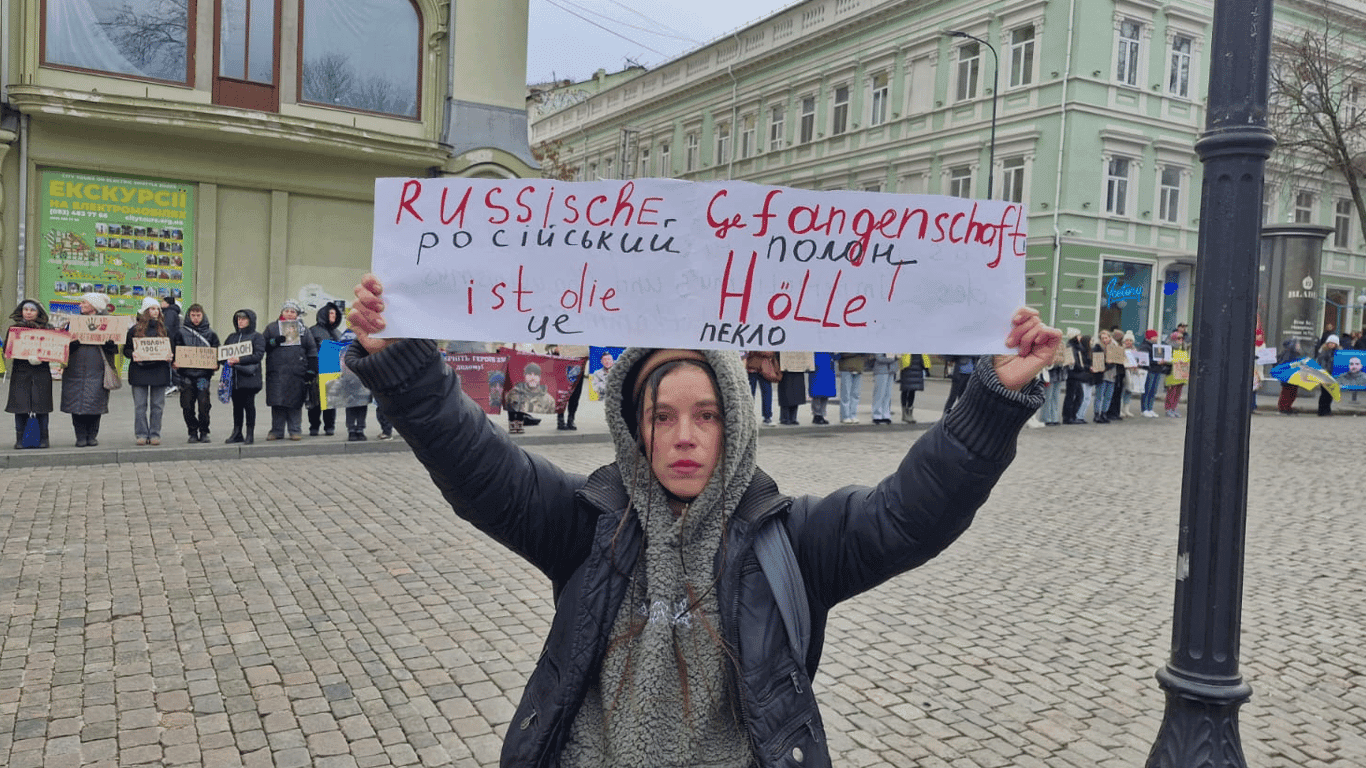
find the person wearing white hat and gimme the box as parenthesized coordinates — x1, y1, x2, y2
(124, 296, 175, 445)
(61, 293, 118, 447)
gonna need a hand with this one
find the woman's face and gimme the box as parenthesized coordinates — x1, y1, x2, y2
(144, 306, 161, 319)
(1100, 331, 1112, 344)
(21, 305, 38, 322)
(236, 315, 249, 330)
(79, 300, 96, 315)
(281, 309, 298, 321)
(642, 365, 723, 505)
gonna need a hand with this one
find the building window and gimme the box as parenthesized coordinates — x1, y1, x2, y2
(1116, 20, 1142, 87)
(604, 156, 614, 179)
(685, 133, 699, 171)
(300, 0, 421, 118)
(740, 114, 756, 158)
(831, 85, 850, 135)
(659, 143, 671, 176)
(1159, 166, 1182, 223)
(769, 104, 786, 150)
(949, 166, 972, 198)
(640, 147, 650, 176)
(799, 96, 816, 143)
(1168, 35, 1192, 98)
(1335, 198, 1353, 248)
(715, 122, 731, 165)
(1001, 157, 1026, 203)
(43, 0, 193, 83)
(588, 161, 598, 180)
(1009, 25, 1035, 87)
(863, 182, 883, 193)
(956, 42, 981, 100)
(1294, 191, 1315, 223)
(869, 73, 889, 126)
(1106, 157, 1131, 215)
(1348, 83, 1362, 123)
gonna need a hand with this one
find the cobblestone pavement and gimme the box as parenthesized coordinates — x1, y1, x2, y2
(1, 408, 1363, 767)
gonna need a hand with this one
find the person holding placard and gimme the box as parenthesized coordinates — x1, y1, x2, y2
(5, 299, 55, 448)
(1139, 329, 1167, 417)
(263, 299, 319, 440)
(307, 302, 345, 436)
(344, 273, 1061, 768)
(1317, 335, 1340, 416)
(223, 309, 266, 444)
(1163, 329, 1189, 418)
(124, 296, 176, 445)
(61, 293, 119, 447)
(174, 304, 220, 443)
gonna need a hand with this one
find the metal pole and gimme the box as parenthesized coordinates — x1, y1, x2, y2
(1145, 0, 1276, 765)
(944, 30, 999, 199)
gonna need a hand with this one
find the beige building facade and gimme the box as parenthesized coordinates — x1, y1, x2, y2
(1, 0, 536, 330)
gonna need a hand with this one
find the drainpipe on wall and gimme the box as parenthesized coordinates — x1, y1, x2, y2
(1048, 0, 1079, 327)
(726, 32, 742, 181)
(440, 0, 457, 151)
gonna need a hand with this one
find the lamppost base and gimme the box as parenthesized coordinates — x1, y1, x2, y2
(1145, 666, 1252, 768)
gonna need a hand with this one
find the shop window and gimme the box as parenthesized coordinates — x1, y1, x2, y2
(43, 0, 194, 83)
(299, 0, 420, 118)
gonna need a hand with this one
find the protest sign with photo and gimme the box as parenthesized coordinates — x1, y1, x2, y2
(174, 345, 217, 369)
(1333, 350, 1366, 391)
(317, 340, 371, 409)
(587, 346, 626, 401)
(370, 177, 1027, 352)
(218, 340, 253, 360)
(499, 347, 580, 415)
(280, 320, 304, 346)
(445, 353, 510, 414)
(1151, 344, 1172, 363)
(132, 336, 173, 362)
(4, 327, 72, 364)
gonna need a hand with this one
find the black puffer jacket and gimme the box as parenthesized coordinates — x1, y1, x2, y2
(223, 309, 266, 392)
(350, 340, 1040, 768)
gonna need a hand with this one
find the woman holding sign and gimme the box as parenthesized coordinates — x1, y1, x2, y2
(61, 292, 119, 448)
(124, 296, 176, 445)
(5, 299, 55, 448)
(344, 273, 1061, 768)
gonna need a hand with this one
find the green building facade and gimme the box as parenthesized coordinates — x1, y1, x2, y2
(531, 0, 1366, 341)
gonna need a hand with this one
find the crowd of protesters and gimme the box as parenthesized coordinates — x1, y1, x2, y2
(3, 292, 392, 450)
(8, 292, 1362, 449)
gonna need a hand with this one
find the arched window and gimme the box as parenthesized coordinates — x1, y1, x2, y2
(299, 0, 421, 118)
(43, 0, 193, 83)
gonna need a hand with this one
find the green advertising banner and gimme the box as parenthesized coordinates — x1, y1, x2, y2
(38, 169, 195, 316)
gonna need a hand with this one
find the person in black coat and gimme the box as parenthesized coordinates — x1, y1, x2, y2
(123, 296, 176, 445)
(222, 308, 266, 444)
(161, 296, 183, 392)
(1062, 329, 1089, 424)
(61, 293, 120, 447)
(306, 302, 345, 436)
(5, 299, 55, 448)
(262, 299, 318, 440)
(174, 303, 220, 442)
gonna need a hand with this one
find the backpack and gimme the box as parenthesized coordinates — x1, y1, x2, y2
(754, 517, 810, 669)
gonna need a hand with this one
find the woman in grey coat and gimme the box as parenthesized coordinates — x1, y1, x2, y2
(61, 293, 119, 447)
(262, 299, 319, 440)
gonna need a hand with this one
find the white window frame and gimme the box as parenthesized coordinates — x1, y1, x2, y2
(685, 133, 699, 172)
(1159, 165, 1182, 223)
(715, 121, 731, 165)
(769, 104, 786, 150)
(658, 143, 670, 176)
(1335, 198, 1353, 248)
(1105, 156, 1133, 216)
(956, 42, 981, 101)
(799, 95, 816, 143)
(868, 72, 889, 126)
(1168, 34, 1192, 98)
(1116, 19, 1143, 87)
(740, 113, 756, 158)
(1008, 25, 1035, 88)
(831, 84, 850, 135)
(640, 146, 650, 176)
(949, 166, 973, 198)
(1000, 156, 1027, 203)
(1294, 190, 1315, 224)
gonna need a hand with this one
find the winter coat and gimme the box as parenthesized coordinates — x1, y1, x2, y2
(161, 301, 182, 345)
(123, 319, 175, 388)
(899, 354, 927, 392)
(176, 316, 221, 382)
(308, 303, 345, 346)
(347, 339, 1043, 768)
(5, 305, 56, 414)
(224, 309, 266, 392)
(808, 353, 837, 397)
(61, 339, 118, 415)
(263, 317, 318, 408)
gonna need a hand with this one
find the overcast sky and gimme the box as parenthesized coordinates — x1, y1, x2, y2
(526, 0, 798, 84)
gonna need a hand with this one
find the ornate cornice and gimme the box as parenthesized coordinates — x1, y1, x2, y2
(6, 86, 446, 167)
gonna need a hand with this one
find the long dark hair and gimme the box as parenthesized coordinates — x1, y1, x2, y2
(602, 356, 741, 725)
(132, 309, 166, 338)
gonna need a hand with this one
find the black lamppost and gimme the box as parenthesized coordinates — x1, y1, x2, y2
(1144, 0, 1276, 764)
(944, 30, 999, 199)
